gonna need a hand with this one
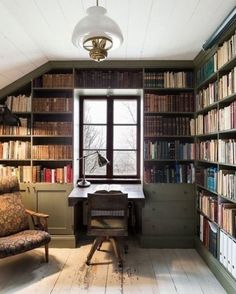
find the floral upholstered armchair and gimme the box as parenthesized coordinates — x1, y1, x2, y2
(0, 176, 51, 262)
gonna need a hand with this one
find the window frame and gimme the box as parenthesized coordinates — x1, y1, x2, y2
(79, 95, 141, 180)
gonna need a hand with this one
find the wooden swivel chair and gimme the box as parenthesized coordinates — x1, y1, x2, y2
(86, 192, 128, 267)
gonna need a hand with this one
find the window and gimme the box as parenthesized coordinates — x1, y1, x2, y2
(80, 96, 140, 179)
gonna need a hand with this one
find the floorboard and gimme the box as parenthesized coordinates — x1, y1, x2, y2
(0, 241, 227, 294)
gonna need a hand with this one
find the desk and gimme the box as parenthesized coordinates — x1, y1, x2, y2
(68, 184, 145, 206)
(68, 184, 145, 233)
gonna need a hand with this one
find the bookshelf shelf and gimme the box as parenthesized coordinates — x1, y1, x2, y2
(33, 135, 72, 138)
(144, 135, 194, 138)
(218, 55, 236, 72)
(196, 101, 218, 114)
(144, 159, 194, 162)
(196, 71, 217, 90)
(33, 159, 72, 162)
(196, 184, 218, 196)
(33, 87, 74, 91)
(198, 210, 218, 227)
(196, 160, 218, 165)
(144, 111, 194, 115)
(218, 92, 236, 105)
(219, 194, 236, 205)
(144, 87, 194, 91)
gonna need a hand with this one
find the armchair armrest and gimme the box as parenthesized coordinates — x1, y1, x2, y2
(25, 209, 49, 232)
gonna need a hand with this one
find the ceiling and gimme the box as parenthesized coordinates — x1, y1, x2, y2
(0, 0, 235, 90)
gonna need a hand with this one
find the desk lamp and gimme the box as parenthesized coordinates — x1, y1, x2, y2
(77, 151, 109, 187)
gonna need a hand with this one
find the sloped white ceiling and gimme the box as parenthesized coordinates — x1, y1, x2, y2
(0, 0, 235, 89)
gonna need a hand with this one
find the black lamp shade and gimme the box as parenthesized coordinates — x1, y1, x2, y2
(97, 152, 110, 167)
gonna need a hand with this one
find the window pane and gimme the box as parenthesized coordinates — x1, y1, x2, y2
(114, 126, 136, 149)
(113, 151, 137, 175)
(84, 151, 107, 175)
(84, 100, 107, 124)
(84, 125, 106, 149)
(114, 100, 137, 124)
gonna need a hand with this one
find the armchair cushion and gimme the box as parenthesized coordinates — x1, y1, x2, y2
(0, 193, 29, 237)
(0, 230, 51, 258)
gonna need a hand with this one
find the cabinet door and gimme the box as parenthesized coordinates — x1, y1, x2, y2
(33, 184, 73, 235)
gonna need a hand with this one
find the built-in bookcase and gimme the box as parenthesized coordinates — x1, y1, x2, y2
(143, 68, 195, 184)
(195, 27, 236, 280)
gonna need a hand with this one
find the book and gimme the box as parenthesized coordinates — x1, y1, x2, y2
(95, 184, 123, 193)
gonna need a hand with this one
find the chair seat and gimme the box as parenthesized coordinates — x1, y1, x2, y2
(0, 230, 51, 258)
(91, 217, 125, 229)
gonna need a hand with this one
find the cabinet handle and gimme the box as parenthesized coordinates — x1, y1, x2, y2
(27, 187, 30, 192)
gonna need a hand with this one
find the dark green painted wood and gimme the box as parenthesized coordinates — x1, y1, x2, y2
(195, 238, 236, 294)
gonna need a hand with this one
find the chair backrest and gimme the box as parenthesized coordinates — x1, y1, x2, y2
(87, 192, 128, 237)
(0, 176, 29, 237)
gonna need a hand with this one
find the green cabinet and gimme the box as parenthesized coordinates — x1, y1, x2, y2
(20, 183, 75, 247)
(141, 183, 195, 248)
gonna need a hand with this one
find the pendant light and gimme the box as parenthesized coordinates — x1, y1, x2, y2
(72, 0, 123, 62)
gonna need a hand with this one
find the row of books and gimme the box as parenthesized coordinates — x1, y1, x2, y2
(32, 97, 72, 112)
(218, 202, 236, 237)
(197, 30, 235, 85)
(218, 139, 236, 165)
(0, 117, 30, 135)
(0, 164, 73, 183)
(5, 95, 31, 112)
(198, 191, 218, 223)
(76, 70, 143, 88)
(0, 141, 31, 160)
(196, 81, 218, 111)
(32, 165, 73, 183)
(144, 93, 194, 113)
(199, 215, 217, 258)
(219, 229, 236, 278)
(217, 30, 236, 69)
(196, 140, 218, 162)
(196, 167, 217, 192)
(196, 54, 217, 86)
(195, 109, 218, 134)
(33, 122, 72, 135)
(32, 145, 72, 160)
(219, 101, 236, 131)
(144, 116, 194, 136)
(218, 170, 236, 201)
(218, 66, 236, 100)
(144, 140, 195, 160)
(144, 71, 194, 88)
(34, 73, 73, 88)
(196, 139, 236, 165)
(144, 163, 195, 184)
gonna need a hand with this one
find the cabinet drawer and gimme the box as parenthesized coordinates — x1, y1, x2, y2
(142, 218, 194, 236)
(144, 183, 194, 201)
(142, 201, 194, 219)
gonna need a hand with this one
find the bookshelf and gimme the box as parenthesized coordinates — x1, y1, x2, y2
(195, 26, 236, 282)
(143, 68, 195, 184)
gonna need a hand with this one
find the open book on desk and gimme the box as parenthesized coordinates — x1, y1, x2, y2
(94, 184, 123, 193)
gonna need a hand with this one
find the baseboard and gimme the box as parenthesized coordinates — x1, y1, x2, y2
(195, 237, 236, 294)
(139, 235, 194, 248)
(50, 235, 76, 248)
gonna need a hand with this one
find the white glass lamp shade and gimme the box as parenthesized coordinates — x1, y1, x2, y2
(72, 6, 123, 51)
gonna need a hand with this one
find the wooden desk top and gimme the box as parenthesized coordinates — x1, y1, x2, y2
(68, 183, 145, 206)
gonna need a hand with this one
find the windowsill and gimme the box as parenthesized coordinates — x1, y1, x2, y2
(85, 178, 142, 184)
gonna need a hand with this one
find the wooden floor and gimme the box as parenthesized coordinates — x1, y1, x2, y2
(0, 240, 226, 294)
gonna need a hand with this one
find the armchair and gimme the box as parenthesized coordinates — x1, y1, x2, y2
(0, 176, 51, 262)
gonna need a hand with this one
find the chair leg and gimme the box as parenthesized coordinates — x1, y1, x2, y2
(86, 237, 103, 265)
(110, 237, 123, 267)
(45, 243, 49, 263)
